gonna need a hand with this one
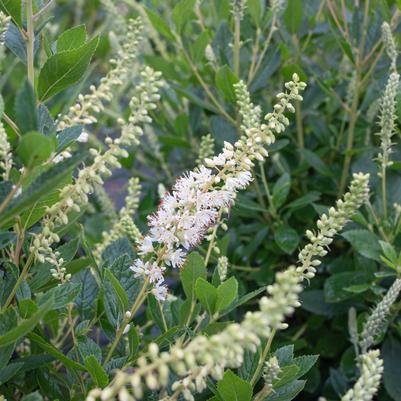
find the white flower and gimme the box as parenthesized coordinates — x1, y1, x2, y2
(138, 236, 154, 255)
(167, 249, 186, 268)
(77, 130, 89, 143)
(152, 282, 168, 301)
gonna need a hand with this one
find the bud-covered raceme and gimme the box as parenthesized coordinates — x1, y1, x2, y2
(57, 18, 143, 129)
(376, 72, 400, 173)
(85, 175, 369, 401)
(230, 0, 246, 19)
(382, 22, 397, 70)
(360, 278, 401, 352)
(297, 173, 370, 280)
(93, 177, 142, 261)
(341, 350, 384, 401)
(196, 134, 215, 167)
(130, 75, 306, 300)
(271, 0, 286, 16)
(32, 67, 163, 280)
(217, 255, 228, 282)
(0, 119, 12, 180)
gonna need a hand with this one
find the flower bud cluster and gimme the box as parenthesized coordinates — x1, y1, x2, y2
(360, 278, 401, 352)
(130, 75, 306, 300)
(93, 177, 142, 261)
(58, 18, 143, 129)
(271, 0, 286, 16)
(376, 72, 400, 172)
(341, 350, 383, 401)
(32, 67, 163, 280)
(297, 173, 370, 280)
(263, 356, 281, 392)
(217, 255, 228, 282)
(0, 11, 10, 46)
(382, 22, 397, 70)
(230, 0, 246, 20)
(196, 133, 215, 167)
(94, 184, 118, 223)
(0, 120, 12, 180)
(85, 175, 370, 401)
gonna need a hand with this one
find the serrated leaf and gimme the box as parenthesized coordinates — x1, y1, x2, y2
(266, 380, 305, 401)
(342, 229, 381, 261)
(0, 297, 54, 347)
(217, 370, 252, 401)
(38, 36, 99, 101)
(57, 25, 87, 52)
(39, 282, 81, 309)
(85, 355, 109, 388)
(56, 125, 84, 152)
(274, 365, 300, 388)
(0, 362, 23, 385)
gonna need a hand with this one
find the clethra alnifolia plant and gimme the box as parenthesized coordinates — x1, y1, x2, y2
(0, 2, 400, 401)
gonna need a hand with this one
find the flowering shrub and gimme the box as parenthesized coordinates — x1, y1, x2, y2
(0, 1, 400, 401)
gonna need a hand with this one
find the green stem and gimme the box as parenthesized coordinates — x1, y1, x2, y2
(233, 15, 241, 77)
(382, 166, 388, 219)
(3, 253, 34, 310)
(103, 278, 149, 366)
(250, 328, 276, 385)
(26, 0, 35, 88)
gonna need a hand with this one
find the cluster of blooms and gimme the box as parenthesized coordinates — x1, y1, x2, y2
(382, 22, 397, 70)
(85, 163, 370, 401)
(230, 0, 246, 19)
(234, 80, 262, 131)
(341, 350, 384, 401)
(0, 118, 12, 180)
(196, 133, 215, 166)
(217, 255, 228, 282)
(31, 67, 163, 280)
(297, 172, 370, 280)
(93, 177, 142, 262)
(360, 278, 401, 352)
(57, 18, 143, 129)
(130, 75, 306, 301)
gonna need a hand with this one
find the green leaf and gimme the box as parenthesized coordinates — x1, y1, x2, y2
(383, 336, 401, 401)
(144, 7, 176, 41)
(342, 229, 381, 261)
(274, 365, 300, 387)
(15, 79, 37, 134)
(0, 362, 23, 385)
(247, 0, 264, 25)
(20, 392, 43, 401)
(274, 225, 299, 254)
(0, 0, 22, 27)
(57, 25, 87, 52)
(286, 191, 320, 211)
(217, 370, 252, 401)
(216, 277, 238, 312)
(128, 325, 139, 360)
(38, 36, 99, 101)
(300, 149, 332, 177)
(379, 241, 397, 263)
(0, 153, 84, 228)
(324, 272, 371, 303)
(0, 297, 54, 347)
(38, 282, 82, 309)
(56, 125, 84, 152)
(103, 269, 129, 327)
(28, 332, 86, 371)
(172, 0, 196, 33)
(191, 30, 210, 63)
(215, 65, 238, 102)
(85, 355, 109, 388)
(17, 131, 55, 168)
(292, 355, 319, 378)
(272, 173, 291, 210)
(0, 307, 17, 368)
(266, 380, 306, 401)
(219, 286, 266, 317)
(195, 278, 217, 315)
(284, 0, 303, 34)
(180, 252, 207, 301)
